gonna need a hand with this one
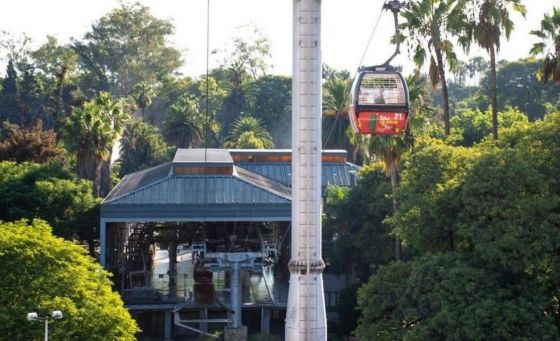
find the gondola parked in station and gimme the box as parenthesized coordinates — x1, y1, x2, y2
(348, 66, 410, 135)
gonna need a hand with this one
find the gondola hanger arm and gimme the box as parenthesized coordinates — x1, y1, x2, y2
(360, 0, 409, 71)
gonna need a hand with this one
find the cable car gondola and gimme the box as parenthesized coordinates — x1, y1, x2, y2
(348, 0, 410, 136)
(348, 66, 410, 135)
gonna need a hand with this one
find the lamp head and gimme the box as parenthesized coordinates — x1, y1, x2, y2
(51, 311, 63, 319)
(27, 312, 38, 321)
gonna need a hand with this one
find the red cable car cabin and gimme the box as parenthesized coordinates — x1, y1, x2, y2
(348, 69, 410, 135)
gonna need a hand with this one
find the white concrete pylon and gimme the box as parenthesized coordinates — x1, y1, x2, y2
(286, 0, 327, 340)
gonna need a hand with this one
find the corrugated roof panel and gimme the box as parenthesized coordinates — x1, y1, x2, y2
(236, 163, 358, 188)
(104, 176, 290, 206)
(104, 163, 172, 203)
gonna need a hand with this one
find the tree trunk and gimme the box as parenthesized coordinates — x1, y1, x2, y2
(390, 162, 402, 260)
(52, 66, 67, 141)
(99, 158, 112, 198)
(77, 151, 102, 196)
(435, 48, 451, 136)
(490, 46, 498, 140)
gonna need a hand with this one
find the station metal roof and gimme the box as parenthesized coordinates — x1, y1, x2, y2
(236, 163, 357, 187)
(101, 149, 358, 222)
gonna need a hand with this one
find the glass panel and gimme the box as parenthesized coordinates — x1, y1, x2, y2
(358, 73, 406, 106)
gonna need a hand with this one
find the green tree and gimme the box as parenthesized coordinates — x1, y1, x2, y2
(394, 143, 481, 252)
(485, 58, 560, 120)
(131, 82, 156, 119)
(0, 219, 138, 340)
(0, 59, 19, 123)
(194, 75, 227, 119)
(249, 75, 292, 148)
(322, 64, 351, 82)
(356, 253, 559, 340)
(323, 164, 393, 280)
(448, 107, 528, 146)
(148, 75, 193, 125)
(63, 92, 129, 196)
(0, 162, 99, 249)
(406, 72, 436, 137)
(437, 59, 560, 120)
(322, 78, 352, 150)
(465, 56, 489, 85)
(401, 0, 466, 135)
(32, 36, 79, 136)
(368, 134, 411, 259)
(0, 33, 44, 128)
(465, 0, 527, 139)
(72, 2, 182, 97)
(219, 65, 252, 137)
(163, 95, 205, 148)
(216, 24, 271, 136)
(224, 116, 273, 149)
(530, 6, 560, 84)
(118, 120, 172, 176)
(364, 73, 437, 258)
(222, 23, 272, 79)
(234, 131, 266, 149)
(353, 112, 560, 339)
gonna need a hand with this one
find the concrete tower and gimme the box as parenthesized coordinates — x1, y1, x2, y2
(286, 0, 327, 340)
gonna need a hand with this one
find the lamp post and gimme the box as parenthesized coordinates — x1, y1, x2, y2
(27, 310, 63, 341)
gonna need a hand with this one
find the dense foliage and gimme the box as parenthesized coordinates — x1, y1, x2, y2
(352, 113, 560, 339)
(0, 162, 99, 245)
(0, 120, 63, 163)
(0, 219, 138, 340)
(118, 120, 172, 176)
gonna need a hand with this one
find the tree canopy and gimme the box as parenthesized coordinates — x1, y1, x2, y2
(0, 161, 99, 245)
(354, 112, 560, 339)
(72, 2, 182, 97)
(0, 219, 138, 340)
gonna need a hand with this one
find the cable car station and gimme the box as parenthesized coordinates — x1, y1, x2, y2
(99, 148, 358, 339)
(99, 0, 406, 339)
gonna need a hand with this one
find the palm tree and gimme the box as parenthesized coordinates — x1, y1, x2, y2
(367, 75, 429, 259)
(322, 78, 352, 150)
(465, 0, 527, 139)
(118, 120, 171, 176)
(132, 82, 155, 119)
(406, 73, 435, 135)
(219, 63, 252, 137)
(369, 134, 411, 260)
(466, 56, 489, 86)
(163, 95, 205, 148)
(401, 0, 467, 136)
(224, 115, 273, 149)
(530, 6, 560, 84)
(97, 92, 129, 197)
(64, 92, 128, 196)
(234, 131, 267, 149)
(346, 129, 371, 165)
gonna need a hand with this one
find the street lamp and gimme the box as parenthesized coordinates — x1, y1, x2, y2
(27, 310, 63, 341)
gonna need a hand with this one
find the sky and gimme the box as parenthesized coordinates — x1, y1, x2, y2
(0, 0, 556, 78)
